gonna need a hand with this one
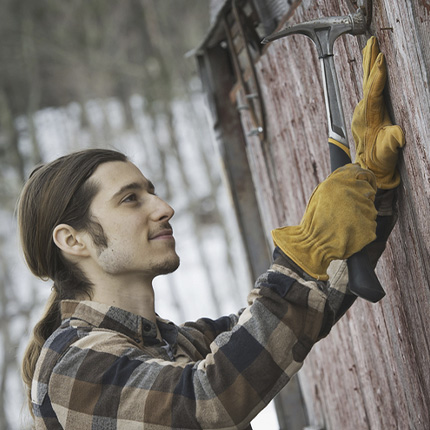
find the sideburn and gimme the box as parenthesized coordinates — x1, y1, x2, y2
(86, 217, 109, 250)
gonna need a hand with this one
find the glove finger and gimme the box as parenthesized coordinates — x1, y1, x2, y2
(354, 166, 378, 192)
(353, 180, 378, 207)
(364, 53, 387, 100)
(351, 99, 366, 136)
(355, 182, 377, 203)
(373, 125, 405, 166)
(332, 164, 376, 189)
(389, 125, 406, 149)
(363, 36, 381, 88)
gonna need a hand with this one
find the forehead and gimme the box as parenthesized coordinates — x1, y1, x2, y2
(90, 161, 149, 198)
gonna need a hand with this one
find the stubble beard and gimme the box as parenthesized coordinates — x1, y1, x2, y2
(96, 240, 180, 278)
(91, 220, 180, 277)
(153, 253, 180, 276)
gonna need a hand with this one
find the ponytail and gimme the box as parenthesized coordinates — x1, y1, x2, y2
(21, 288, 62, 415)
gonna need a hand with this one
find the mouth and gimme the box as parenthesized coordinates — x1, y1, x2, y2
(149, 229, 174, 240)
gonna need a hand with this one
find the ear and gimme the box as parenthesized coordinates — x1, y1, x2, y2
(53, 224, 90, 257)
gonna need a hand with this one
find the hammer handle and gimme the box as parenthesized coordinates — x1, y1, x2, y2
(323, 58, 386, 303)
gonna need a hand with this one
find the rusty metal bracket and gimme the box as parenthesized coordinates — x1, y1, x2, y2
(223, 0, 266, 140)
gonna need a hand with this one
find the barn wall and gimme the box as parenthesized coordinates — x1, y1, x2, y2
(200, 0, 430, 428)
(236, 1, 430, 428)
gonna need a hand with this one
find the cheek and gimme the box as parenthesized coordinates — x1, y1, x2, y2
(97, 245, 131, 274)
(96, 232, 136, 271)
(94, 230, 150, 271)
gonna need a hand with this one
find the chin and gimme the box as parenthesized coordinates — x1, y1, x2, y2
(156, 255, 180, 275)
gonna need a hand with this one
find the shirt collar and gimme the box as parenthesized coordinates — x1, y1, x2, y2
(60, 300, 170, 344)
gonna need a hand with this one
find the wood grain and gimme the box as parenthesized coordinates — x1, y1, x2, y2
(235, 0, 430, 427)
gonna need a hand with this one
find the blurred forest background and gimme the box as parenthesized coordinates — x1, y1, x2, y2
(0, 1, 270, 428)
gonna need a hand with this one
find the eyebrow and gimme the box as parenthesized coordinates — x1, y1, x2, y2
(110, 180, 155, 201)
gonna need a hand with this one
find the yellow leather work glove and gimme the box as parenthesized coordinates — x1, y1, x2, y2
(271, 164, 377, 281)
(352, 36, 405, 189)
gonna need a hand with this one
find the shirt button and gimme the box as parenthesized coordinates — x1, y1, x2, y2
(143, 324, 152, 332)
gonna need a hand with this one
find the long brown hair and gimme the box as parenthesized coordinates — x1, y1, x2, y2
(18, 148, 127, 414)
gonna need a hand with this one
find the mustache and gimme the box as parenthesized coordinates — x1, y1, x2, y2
(149, 222, 173, 239)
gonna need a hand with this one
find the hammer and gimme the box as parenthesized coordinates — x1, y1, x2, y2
(262, 9, 386, 302)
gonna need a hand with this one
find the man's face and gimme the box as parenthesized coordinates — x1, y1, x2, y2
(84, 160, 179, 280)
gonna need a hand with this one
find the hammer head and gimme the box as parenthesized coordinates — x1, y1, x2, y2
(262, 9, 367, 57)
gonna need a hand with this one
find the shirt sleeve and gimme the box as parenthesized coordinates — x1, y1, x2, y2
(47, 250, 342, 430)
(178, 314, 241, 357)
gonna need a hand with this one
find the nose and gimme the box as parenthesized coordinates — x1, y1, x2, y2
(151, 195, 175, 222)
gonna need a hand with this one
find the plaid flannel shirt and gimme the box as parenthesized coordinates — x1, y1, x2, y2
(31, 252, 352, 429)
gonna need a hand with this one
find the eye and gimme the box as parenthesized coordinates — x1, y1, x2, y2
(122, 193, 138, 203)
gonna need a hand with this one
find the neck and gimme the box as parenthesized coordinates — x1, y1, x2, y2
(89, 273, 158, 325)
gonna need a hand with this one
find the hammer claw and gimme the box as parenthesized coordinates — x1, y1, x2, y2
(262, 9, 367, 57)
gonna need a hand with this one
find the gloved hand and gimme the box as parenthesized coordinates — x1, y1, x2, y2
(352, 36, 405, 189)
(271, 164, 377, 281)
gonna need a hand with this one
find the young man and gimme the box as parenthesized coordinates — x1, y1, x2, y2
(20, 37, 403, 429)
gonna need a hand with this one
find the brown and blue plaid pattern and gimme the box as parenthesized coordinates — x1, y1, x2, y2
(31, 252, 350, 429)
